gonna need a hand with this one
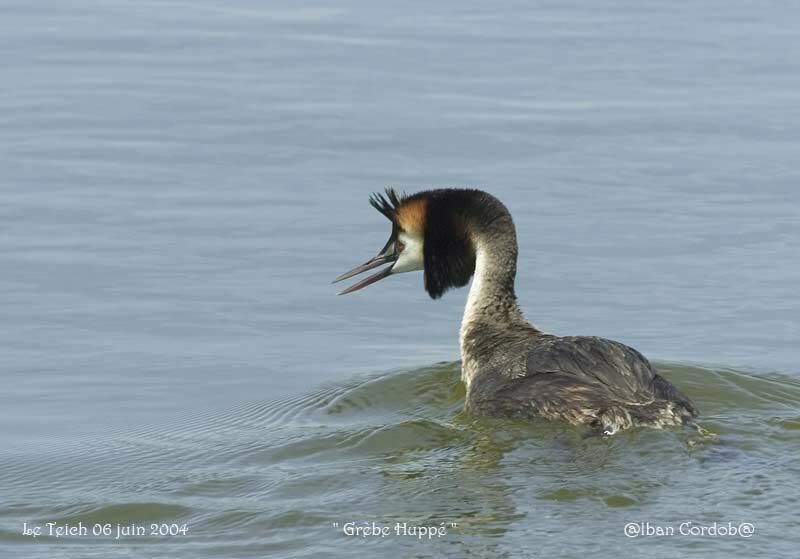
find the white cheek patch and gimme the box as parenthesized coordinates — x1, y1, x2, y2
(392, 232, 424, 274)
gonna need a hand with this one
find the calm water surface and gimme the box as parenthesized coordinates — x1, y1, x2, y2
(1, 1, 799, 557)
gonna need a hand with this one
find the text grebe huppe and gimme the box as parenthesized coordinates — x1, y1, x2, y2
(334, 189, 698, 434)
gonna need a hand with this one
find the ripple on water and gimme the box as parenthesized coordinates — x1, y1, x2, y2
(2, 362, 799, 558)
(49, 503, 192, 526)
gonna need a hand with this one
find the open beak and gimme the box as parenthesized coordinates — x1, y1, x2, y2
(333, 247, 398, 295)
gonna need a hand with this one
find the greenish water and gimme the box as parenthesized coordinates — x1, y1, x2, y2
(3, 363, 799, 557)
(2, 0, 800, 557)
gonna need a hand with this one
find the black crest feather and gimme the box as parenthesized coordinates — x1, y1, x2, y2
(369, 188, 405, 222)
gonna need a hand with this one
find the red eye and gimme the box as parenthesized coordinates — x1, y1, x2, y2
(396, 241, 405, 253)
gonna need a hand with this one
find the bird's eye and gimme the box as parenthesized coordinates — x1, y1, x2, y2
(396, 241, 405, 253)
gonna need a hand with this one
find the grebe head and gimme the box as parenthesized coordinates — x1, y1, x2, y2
(333, 188, 483, 298)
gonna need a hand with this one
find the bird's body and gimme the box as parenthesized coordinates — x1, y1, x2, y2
(336, 188, 698, 434)
(464, 334, 697, 433)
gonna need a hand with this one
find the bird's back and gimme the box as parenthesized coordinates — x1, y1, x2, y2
(465, 334, 698, 433)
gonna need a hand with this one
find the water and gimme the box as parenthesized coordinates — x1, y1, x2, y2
(1, 1, 799, 557)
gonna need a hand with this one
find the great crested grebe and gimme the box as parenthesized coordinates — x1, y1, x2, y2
(334, 188, 698, 434)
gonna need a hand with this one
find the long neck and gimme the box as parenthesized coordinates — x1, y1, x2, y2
(459, 209, 535, 360)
